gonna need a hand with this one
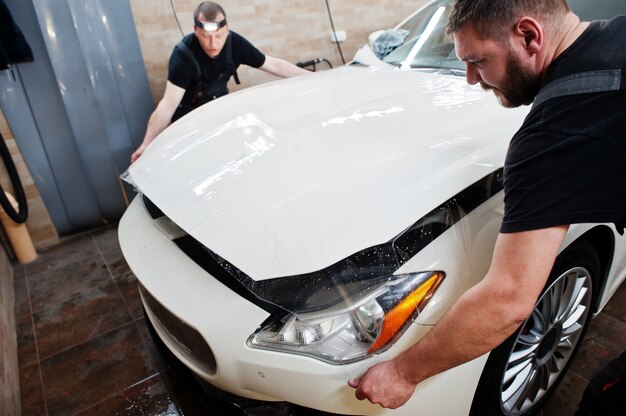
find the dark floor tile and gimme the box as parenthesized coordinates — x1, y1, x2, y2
(75, 374, 181, 416)
(11, 261, 25, 277)
(117, 278, 143, 320)
(541, 370, 588, 416)
(601, 281, 626, 324)
(40, 322, 160, 416)
(16, 313, 37, 369)
(135, 318, 167, 372)
(25, 234, 98, 276)
(19, 363, 46, 416)
(102, 248, 135, 284)
(14, 262, 26, 276)
(101, 249, 143, 318)
(34, 283, 133, 360)
(569, 313, 626, 381)
(27, 255, 112, 313)
(91, 224, 121, 254)
(13, 265, 30, 318)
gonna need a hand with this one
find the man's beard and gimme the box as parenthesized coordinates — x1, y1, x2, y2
(481, 51, 542, 108)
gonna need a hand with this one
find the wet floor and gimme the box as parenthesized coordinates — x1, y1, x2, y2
(14, 224, 626, 415)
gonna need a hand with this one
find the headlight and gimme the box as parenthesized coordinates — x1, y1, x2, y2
(248, 271, 444, 364)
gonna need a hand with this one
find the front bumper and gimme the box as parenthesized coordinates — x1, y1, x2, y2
(119, 196, 487, 415)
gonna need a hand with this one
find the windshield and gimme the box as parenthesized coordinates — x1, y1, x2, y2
(377, 0, 626, 72)
(380, 0, 461, 71)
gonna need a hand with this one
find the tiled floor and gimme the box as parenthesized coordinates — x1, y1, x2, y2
(14, 225, 205, 416)
(13, 224, 626, 416)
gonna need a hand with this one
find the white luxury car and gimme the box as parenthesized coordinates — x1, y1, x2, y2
(119, 0, 626, 415)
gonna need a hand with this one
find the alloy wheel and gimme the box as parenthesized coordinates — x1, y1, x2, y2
(499, 267, 593, 415)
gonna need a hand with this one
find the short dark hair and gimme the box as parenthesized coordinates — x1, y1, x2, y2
(194, 1, 226, 21)
(447, 0, 569, 39)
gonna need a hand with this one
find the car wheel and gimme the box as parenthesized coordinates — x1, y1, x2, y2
(470, 240, 599, 416)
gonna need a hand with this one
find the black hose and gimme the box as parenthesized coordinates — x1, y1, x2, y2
(0, 132, 28, 223)
(170, 0, 185, 37)
(296, 57, 333, 71)
(325, 0, 346, 65)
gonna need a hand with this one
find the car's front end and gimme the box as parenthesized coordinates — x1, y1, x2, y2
(119, 62, 529, 415)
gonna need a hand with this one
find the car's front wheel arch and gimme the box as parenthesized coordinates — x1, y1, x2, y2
(573, 225, 616, 312)
(469, 239, 600, 416)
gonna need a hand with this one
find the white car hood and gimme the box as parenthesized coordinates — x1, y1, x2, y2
(128, 65, 527, 280)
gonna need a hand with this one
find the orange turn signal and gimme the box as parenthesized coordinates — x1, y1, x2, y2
(367, 272, 444, 353)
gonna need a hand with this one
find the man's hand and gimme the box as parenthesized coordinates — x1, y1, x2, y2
(348, 359, 417, 409)
(130, 144, 146, 164)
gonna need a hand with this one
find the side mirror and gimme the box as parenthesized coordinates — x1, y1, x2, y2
(368, 30, 385, 47)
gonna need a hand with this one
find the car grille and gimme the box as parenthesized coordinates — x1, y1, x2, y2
(139, 284, 217, 374)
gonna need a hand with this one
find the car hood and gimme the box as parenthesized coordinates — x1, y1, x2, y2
(127, 65, 527, 280)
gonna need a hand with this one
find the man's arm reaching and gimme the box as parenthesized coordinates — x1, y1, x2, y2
(260, 55, 310, 78)
(131, 81, 186, 163)
(349, 225, 569, 409)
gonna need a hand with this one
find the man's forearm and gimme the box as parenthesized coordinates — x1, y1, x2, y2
(261, 56, 310, 77)
(141, 108, 172, 149)
(131, 104, 175, 163)
(132, 81, 186, 163)
(394, 277, 529, 384)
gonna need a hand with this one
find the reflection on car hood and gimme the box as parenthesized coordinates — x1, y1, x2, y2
(128, 65, 527, 280)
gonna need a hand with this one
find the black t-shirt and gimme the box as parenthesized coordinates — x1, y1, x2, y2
(501, 16, 626, 234)
(168, 31, 265, 90)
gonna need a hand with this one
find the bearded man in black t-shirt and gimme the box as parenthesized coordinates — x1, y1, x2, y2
(349, 0, 626, 410)
(131, 1, 309, 163)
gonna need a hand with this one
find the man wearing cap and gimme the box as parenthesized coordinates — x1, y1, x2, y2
(131, 1, 309, 163)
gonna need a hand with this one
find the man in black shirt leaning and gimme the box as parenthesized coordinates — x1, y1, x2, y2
(349, 0, 625, 410)
(131, 1, 309, 163)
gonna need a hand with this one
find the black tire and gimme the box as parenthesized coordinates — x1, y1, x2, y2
(470, 240, 600, 416)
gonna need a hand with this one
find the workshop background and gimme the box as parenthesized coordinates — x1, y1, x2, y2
(1, 1, 624, 416)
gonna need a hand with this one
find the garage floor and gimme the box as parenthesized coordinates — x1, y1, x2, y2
(14, 224, 626, 416)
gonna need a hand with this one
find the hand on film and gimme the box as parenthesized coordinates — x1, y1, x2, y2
(348, 359, 416, 409)
(130, 145, 146, 164)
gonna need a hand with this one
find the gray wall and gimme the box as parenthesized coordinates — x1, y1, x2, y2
(0, 0, 153, 234)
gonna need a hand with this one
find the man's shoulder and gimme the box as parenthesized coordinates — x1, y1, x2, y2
(170, 34, 202, 67)
(226, 31, 265, 67)
(174, 34, 198, 53)
(544, 18, 626, 82)
(228, 31, 244, 41)
(228, 31, 253, 47)
(179, 33, 196, 46)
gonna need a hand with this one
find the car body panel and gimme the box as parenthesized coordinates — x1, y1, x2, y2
(128, 66, 527, 281)
(120, 195, 491, 415)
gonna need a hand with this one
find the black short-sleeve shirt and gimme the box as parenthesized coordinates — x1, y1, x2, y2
(167, 31, 266, 90)
(501, 16, 626, 234)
